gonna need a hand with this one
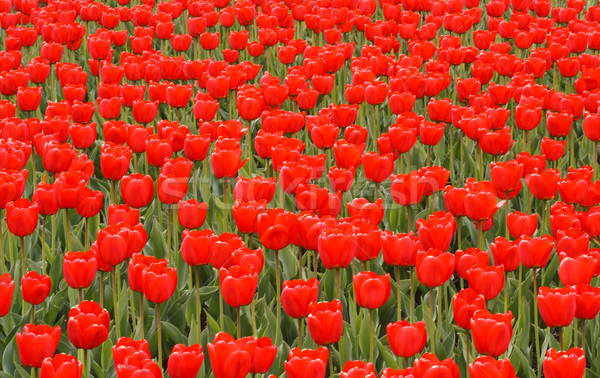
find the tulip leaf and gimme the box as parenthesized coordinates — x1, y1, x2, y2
(148, 219, 168, 260)
(541, 254, 558, 286)
(358, 309, 370, 360)
(162, 320, 186, 346)
(376, 339, 398, 370)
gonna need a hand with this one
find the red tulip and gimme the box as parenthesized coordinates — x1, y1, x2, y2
(455, 248, 489, 280)
(142, 260, 177, 304)
(16, 324, 61, 368)
(467, 263, 504, 301)
(543, 348, 586, 378)
(558, 252, 597, 286)
(416, 248, 455, 287)
(167, 344, 204, 378)
(507, 211, 537, 238)
(219, 264, 258, 308)
(207, 332, 254, 378)
(470, 310, 513, 357)
(67, 300, 109, 350)
(21, 271, 51, 305)
(518, 235, 555, 269)
(76, 187, 103, 218)
(307, 300, 343, 345)
(6, 198, 38, 237)
(537, 286, 576, 328)
(317, 228, 356, 270)
(411, 353, 460, 378)
(574, 284, 600, 320)
(341, 361, 377, 378)
(17, 86, 42, 112)
(0, 273, 14, 316)
(453, 288, 486, 330)
(416, 215, 454, 251)
(53, 172, 85, 209)
(121, 174, 154, 209)
(353, 271, 391, 309)
(281, 278, 319, 319)
(490, 237, 520, 272)
(525, 168, 560, 201)
(249, 337, 277, 374)
(362, 152, 394, 183)
(391, 172, 426, 207)
(40, 353, 83, 378)
(386, 320, 427, 358)
(63, 251, 97, 290)
(468, 356, 516, 378)
(284, 347, 328, 378)
(177, 199, 207, 229)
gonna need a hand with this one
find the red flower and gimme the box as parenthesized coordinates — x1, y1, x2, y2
(284, 347, 328, 378)
(455, 248, 489, 279)
(250, 337, 277, 374)
(507, 211, 537, 238)
(470, 310, 513, 357)
(518, 235, 555, 269)
(177, 199, 207, 229)
(353, 271, 391, 309)
(211, 147, 247, 179)
(53, 172, 85, 209)
(416, 215, 454, 251)
(40, 353, 83, 378)
(0, 273, 14, 316)
(32, 183, 58, 216)
(317, 228, 357, 270)
(490, 237, 520, 272)
(76, 187, 103, 218)
(207, 332, 253, 378)
(453, 288, 486, 330)
(233, 176, 276, 203)
(67, 300, 110, 350)
(17, 86, 42, 112)
(120, 174, 154, 209)
(281, 278, 319, 319)
(464, 181, 501, 222)
(467, 263, 504, 300)
(469, 357, 516, 378)
(16, 324, 61, 368)
(543, 348, 586, 378)
(21, 271, 51, 305)
(128, 253, 158, 293)
(347, 198, 384, 226)
(362, 152, 394, 183)
(525, 168, 560, 201)
(386, 320, 427, 358)
(412, 354, 460, 378)
(219, 264, 258, 308)
(307, 300, 343, 345)
(537, 286, 576, 328)
(167, 344, 204, 378)
(416, 248, 455, 287)
(6, 198, 38, 237)
(142, 260, 177, 304)
(558, 253, 597, 286)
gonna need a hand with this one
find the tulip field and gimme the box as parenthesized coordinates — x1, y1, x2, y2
(2, 0, 600, 376)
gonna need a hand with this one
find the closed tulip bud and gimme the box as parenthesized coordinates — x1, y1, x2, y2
(6, 198, 38, 237)
(353, 271, 391, 309)
(470, 310, 513, 357)
(63, 251, 97, 290)
(281, 278, 319, 319)
(219, 264, 258, 308)
(537, 286, 576, 328)
(452, 288, 485, 330)
(142, 260, 177, 304)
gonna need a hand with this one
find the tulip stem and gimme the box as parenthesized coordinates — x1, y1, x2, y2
(559, 327, 564, 350)
(298, 318, 303, 348)
(594, 142, 598, 182)
(84, 217, 89, 251)
(477, 222, 483, 250)
(504, 272, 508, 313)
(139, 292, 145, 339)
(395, 266, 402, 321)
(222, 180, 229, 233)
(429, 287, 435, 356)
(64, 208, 71, 252)
(574, 318, 578, 348)
(99, 272, 104, 308)
(40, 217, 46, 274)
(251, 298, 257, 337)
(83, 349, 89, 378)
(78, 288, 83, 303)
(20, 237, 25, 281)
(410, 268, 415, 323)
(31, 367, 38, 378)
(195, 266, 202, 342)
(582, 319, 586, 352)
(157, 303, 162, 367)
(335, 268, 341, 302)
(298, 246, 303, 280)
(369, 308, 374, 362)
(328, 345, 335, 376)
(219, 287, 224, 331)
(0, 215, 4, 274)
(275, 249, 281, 345)
(533, 268, 540, 378)
(167, 207, 172, 264)
(31, 304, 35, 324)
(236, 307, 241, 339)
(465, 329, 471, 365)
(313, 251, 318, 279)
(437, 285, 443, 342)
(457, 216, 462, 250)
(112, 270, 120, 339)
(406, 206, 411, 233)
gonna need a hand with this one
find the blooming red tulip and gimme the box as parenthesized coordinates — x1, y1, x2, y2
(469, 357, 516, 378)
(470, 310, 513, 357)
(219, 264, 258, 308)
(21, 271, 51, 305)
(63, 251, 97, 290)
(257, 209, 292, 251)
(386, 321, 427, 358)
(6, 198, 38, 237)
(574, 284, 600, 320)
(281, 278, 319, 319)
(416, 249, 455, 287)
(307, 300, 343, 345)
(455, 248, 489, 279)
(40, 353, 82, 378)
(453, 288, 486, 330)
(518, 235, 555, 269)
(142, 260, 177, 304)
(543, 348, 586, 378)
(207, 332, 253, 378)
(507, 211, 538, 238)
(467, 263, 504, 301)
(177, 199, 207, 229)
(416, 215, 454, 251)
(490, 237, 520, 272)
(67, 300, 109, 350)
(167, 344, 204, 378)
(16, 324, 61, 368)
(525, 168, 560, 201)
(353, 271, 391, 309)
(0, 273, 14, 316)
(411, 353, 460, 378)
(317, 228, 356, 270)
(284, 347, 328, 378)
(537, 286, 576, 328)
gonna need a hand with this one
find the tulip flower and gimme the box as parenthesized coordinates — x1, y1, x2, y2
(167, 344, 204, 378)
(543, 348, 586, 378)
(411, 353, 460, 378)
(284, 347, 328, 378)
(281, 278, 319, 347)
(207, 332, 254, 378)
(219, 264, 259, 337)
(0, 273, 14, 317)
(470, 310, 513, 357)
(16, 324, 61, 370)
(307, 300, 343, 347)
(386, 320, 427, 363)
(40, 353, 82, 378)
(469, 356, 516, 378)
(538, 286, 576, 349)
